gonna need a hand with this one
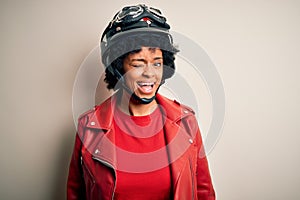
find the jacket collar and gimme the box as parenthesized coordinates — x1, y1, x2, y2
(86, 92, 191, 131)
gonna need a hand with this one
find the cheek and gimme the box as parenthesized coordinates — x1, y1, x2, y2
(157, 69, 163, 79)
(124, 70, 140, 84)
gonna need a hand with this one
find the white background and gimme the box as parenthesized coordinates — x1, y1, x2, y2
(1, 0, 299, 199)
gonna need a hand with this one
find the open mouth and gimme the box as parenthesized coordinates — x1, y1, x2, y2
(137, 82, 155, 93)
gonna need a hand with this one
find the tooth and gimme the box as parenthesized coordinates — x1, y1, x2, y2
(138, 82, 154, 86)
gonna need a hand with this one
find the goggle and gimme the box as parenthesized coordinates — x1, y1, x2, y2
(101, 4, 170, 43)
(110, 4, 166, 26)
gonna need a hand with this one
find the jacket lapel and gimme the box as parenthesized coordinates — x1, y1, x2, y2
(156, 94, 196, 194)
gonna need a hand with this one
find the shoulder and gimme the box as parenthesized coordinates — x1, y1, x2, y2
(78, 108, 96, 120)
(156, 93, 195, 115)
(77, 95, 114, 126)
(172, 99, 195, 115)
(156, 93, 196, 124)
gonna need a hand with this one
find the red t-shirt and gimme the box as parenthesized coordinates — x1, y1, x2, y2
(112, 106, 171, 200)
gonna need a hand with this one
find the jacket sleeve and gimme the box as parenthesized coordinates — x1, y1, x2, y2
(195, 128, 216, 200)
(67, 133, 85, 200)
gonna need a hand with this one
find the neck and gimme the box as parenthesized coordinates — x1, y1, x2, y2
(118, 90, 158, 116)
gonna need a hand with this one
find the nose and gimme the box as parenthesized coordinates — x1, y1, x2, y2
(142, 64, 155, 77)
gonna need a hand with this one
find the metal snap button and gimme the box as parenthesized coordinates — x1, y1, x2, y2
(95, 149, 100, 154)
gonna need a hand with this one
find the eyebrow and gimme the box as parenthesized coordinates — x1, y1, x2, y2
(131, 57, 163, 62)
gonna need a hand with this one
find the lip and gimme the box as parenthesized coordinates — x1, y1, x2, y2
(136, 81, 155, 94)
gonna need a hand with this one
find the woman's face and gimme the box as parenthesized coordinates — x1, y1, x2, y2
(123, 47, 163, 99)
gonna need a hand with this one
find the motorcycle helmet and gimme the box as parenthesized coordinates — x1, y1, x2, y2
(100, 4, 179, 103)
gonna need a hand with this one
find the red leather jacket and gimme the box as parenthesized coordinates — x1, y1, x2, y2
(67, 93, 216, 200)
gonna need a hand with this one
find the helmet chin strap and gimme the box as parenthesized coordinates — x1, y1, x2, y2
(110, 66, 159, 104)
(122, 82, 159, 104)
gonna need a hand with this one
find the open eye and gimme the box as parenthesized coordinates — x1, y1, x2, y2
(153, 62, 162, 67)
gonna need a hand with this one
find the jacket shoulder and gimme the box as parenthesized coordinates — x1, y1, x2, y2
(78, 96, 112, 120)
(172, 99, 195, 115)
(76, 108, 97, 130)
(77, 96, 114, 131)
(78, 108, 96, 120)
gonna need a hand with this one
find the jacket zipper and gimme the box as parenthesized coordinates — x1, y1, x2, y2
(92, 156, 117, 200)
(189, 157, 195, 200)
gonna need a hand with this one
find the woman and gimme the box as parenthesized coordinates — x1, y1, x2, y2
(67, 4, 216, 200)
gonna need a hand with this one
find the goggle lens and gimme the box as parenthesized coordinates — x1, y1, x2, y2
(118, 6, 142, 19)
(114, 4, 165, 23)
